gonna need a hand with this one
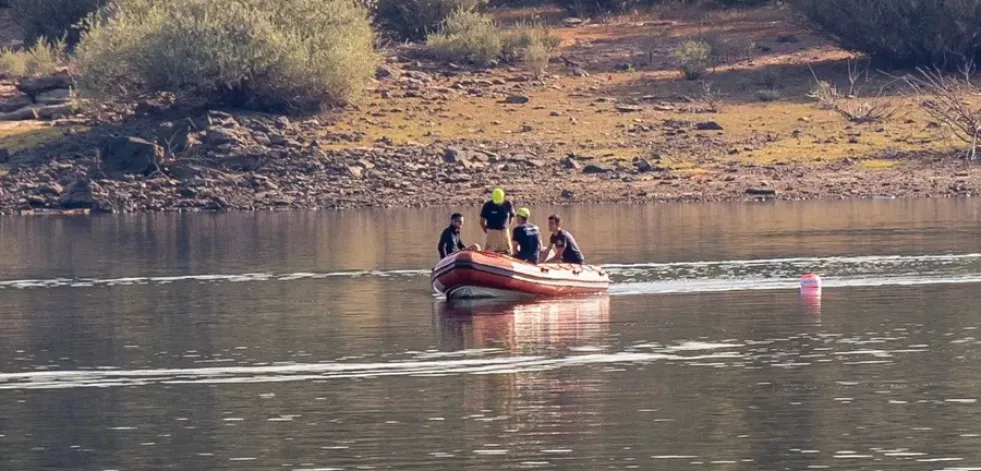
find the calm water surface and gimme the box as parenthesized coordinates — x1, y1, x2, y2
(2, 200, 981, 470)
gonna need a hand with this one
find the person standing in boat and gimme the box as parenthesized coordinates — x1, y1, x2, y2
(438, 213, 479, 259)
(480, 188, 515, 254)
(511, 207, 543, 264)
(544, 214, 585, 264)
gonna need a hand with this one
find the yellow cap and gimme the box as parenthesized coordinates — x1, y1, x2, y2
(517, 207, 531, 218)
(491, 188, 505, 204)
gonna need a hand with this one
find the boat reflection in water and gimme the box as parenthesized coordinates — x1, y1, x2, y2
(433, 296, 611, 352)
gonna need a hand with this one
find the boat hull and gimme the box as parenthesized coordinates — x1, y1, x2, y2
(432, 251, 610, 300)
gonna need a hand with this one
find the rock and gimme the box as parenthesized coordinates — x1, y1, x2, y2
(446, 173, 472, 183)
(561, 189, 575, 198)
(563, 17, 585, 26)
(252, 132, 272, 146)
(376, 65, 396, 79)
(0, 93, 32, 113)
(615, 104, 643, 113)
(0, 148, 8, 163)
(634, 158, 654, 173)
(346, 165, 364, 179)
(696, 121, 724, 131)
(562, 156, 581, 170)
(26, 194, 47, 207)
(275, 116, 291, 130)
(776, 34, 800, 43)
(504, 95, 530, 104)
(550, 111, 562, 117)
(527, 159, 546, 168)
(37, 183, 64, 196)
(167, 163, 205, 180)
(521, 124, 534, 133)
(59, 179, 96, 209)
(269, 133, 289, 146)
(204, 126, 247, 147)
(443, 147, 465, 164)
(745, 187, 777, 196)
(101, 136, 164, 175)
(404, 70, 433, 82)
(35, 88, 72, 105)
(17, 73, 72, 97)
(582, 164, 611, 174)
(614, 63, 633, 72)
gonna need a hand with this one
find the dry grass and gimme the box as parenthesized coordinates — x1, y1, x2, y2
(0, 122, 78, 153)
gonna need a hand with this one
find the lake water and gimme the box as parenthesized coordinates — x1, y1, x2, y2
(2, 199, 981, 471)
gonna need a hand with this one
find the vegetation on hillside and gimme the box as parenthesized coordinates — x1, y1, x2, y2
(10, 0, 105, 46)
(790, 0, 981, 69)
(376, 0, 486, 40)
(73, 0, 376, 112)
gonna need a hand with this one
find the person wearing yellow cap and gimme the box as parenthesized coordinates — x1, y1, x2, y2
(511, 207, 543, 264)
(479, 187, 515, 254)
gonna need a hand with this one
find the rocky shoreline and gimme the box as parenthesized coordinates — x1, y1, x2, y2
(1, 66, 979, 216)
(1, 118, 977, 216)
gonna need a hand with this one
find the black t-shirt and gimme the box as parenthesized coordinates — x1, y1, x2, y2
(479, 201, 515, 231)
(550, 229, 584, 264)
(512, 223, 542, 264)
(438, 225, 464, 258)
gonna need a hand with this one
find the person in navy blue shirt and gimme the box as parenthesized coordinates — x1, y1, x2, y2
(511, 207, 542, 264)
(544, 214, 585, 264)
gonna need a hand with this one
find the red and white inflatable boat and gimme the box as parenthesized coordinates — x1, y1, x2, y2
(432, 250, 610, 300)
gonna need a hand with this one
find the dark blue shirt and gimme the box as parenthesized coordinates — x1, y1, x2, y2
(438, 226, 464, 259)
(551, 229, 584, 264)
(512, 223, 542, 264)
(480, 201, 515, 231)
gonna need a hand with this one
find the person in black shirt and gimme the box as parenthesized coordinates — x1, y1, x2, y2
(544, 214, 585, 264)
(511, 207, 542, 264)
(438, 213, 476, 259)
(479, 187, 515, 254)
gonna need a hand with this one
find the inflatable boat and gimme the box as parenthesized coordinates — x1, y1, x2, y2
(432, 250, 610, 300)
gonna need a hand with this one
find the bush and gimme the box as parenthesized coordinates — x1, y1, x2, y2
(427, 10, 502, 66)
(673, 39, 711, 80)
(755, 89, 781, 101)
(74, 0, 376, 113)
(0, 38, 66, 78)
(791, 0, 981, 69)
(377, 0, 486, 41)
(501, 26, 561, 76)
(10, 0, 105, 47)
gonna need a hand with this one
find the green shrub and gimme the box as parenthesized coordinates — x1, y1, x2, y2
(0, 38, 66, 78)
(10, 0, 105, 47)
(791, 0, 981, 69)
(427, 10, 502, 66)
(755, 89, 781, 101)
(673, 39, 711, 80)
(74, 0, 376, 113)
(377, 0, 486, 41)
(501, 26, 561, 76)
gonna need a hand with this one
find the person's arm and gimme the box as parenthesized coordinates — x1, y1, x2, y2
(536, 233, 544, 262)
(438, 231, 450, 258)
(457, 238, 466, 251)
(511, 228, 520, 256)
(479, 203, 489, 233)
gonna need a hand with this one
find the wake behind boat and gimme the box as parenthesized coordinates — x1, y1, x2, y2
(432, 250, 611, 300)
